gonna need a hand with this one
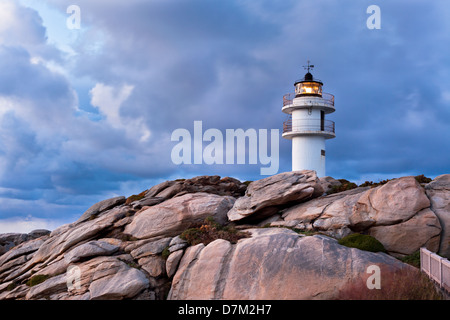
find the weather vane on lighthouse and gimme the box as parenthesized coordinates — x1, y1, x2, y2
(303, 60, 314, 73)
(282, 61, 336, 177)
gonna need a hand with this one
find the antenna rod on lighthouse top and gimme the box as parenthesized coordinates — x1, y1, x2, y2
(302, 60, 314, 73)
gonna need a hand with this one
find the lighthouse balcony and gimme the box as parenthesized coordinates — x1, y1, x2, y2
(282, 119, 336, 139)
(282, 93, 335, 114)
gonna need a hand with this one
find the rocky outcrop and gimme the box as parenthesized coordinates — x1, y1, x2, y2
(124, 193, 235, 239)
(425, 174, 450, 257)
(143, 175, 246, 201)
(168, 228, 408, 300)
(368, 208, 441, 255)
(349, 176, 430, 229)
(0, 172, 448, 300)
(279, 176, 442, 257)
(227, 170, 324, 222)
(319, 176, 342, 194)
(0, 230, 50, 256)
(76, 196, 126, 224)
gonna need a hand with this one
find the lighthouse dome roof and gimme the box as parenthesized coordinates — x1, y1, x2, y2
(294, 72, 323, 86)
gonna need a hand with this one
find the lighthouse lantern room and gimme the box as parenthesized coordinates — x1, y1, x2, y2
(282, 62, 336, 177)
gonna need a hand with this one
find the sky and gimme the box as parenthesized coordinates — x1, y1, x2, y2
(0, 0, 449, 233)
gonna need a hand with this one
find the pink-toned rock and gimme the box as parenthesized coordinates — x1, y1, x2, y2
(88, 259, 149, 300)
(166, 250, 184, 278)
(124, 193, 235, 239)
(349, 176, 430, 230)
(227, 170, 324, 222)
(138, 255, 166, 278)
(368, 208, 442, 256)
(425, 174, 450, 258)
(168, 228, 408, 300)
(282, 187, 367, 238)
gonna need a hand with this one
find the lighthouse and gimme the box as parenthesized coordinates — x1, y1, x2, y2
(282, 62, 335, 177)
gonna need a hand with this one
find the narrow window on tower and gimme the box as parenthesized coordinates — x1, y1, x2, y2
(321, 149, 326, 156)
(320, 111, 325, 131)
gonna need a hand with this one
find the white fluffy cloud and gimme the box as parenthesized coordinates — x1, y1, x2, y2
(90, 83, 151, 142)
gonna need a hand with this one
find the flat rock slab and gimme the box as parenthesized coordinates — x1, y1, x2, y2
(64, 240, 119, 263)
(124, 193, 235, 239)
(227, 170, 324, 222)
(89, 261, 149, 300)
(76, 196, 126, 223)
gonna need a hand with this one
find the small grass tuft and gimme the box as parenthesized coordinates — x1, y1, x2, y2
(415, 174, 432, 184)
(26, 274, 50, 287)
(327, 179, 358, 194)
(161, 246, 171, 260)
(358, 179, 392, 188)
(125, 190, 147, 205)
(338, 233, 386, 253)
(400, 250, 421, 268)
(6, 282, 18, 291)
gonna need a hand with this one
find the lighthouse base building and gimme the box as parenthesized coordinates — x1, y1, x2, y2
(282, 63, 336, 177)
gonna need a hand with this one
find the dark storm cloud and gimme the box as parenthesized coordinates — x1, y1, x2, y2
(1, 0, 450, 232)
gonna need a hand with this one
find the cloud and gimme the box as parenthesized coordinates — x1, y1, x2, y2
(0, 0, 46, 47)
(1, 0, 450, 233)
(90, 83, 151, 142)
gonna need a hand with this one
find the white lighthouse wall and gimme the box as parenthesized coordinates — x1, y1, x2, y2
(291, 109, 321, 128)
(292, 135, 326, 177)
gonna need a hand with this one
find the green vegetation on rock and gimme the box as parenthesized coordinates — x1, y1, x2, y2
(26, 274, 50, 287)
(338, 233, 386, 253)
(400, 250, 421, 268)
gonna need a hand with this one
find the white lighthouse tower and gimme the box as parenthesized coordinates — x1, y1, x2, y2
(282, 62, 335, 177)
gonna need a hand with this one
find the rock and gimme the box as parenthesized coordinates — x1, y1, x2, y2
(28, 229, 51, 238)
(76, 196, 126, 223)
(144, 176, 247, 201)
(369, 208, 442, 257)
(0, 230, 50, 256)
(282, 176, 442, 256)
(168, 228, 408, 300)
(145, 180, 176, 198)
(166, 250, 184, 278)
(227, 170, 324, 222)
(0, 238, 45, 268)
(124, 193, 235, 239)
(0, 233, 30, 256)
(64, 240, 119, 263)
(65, 255, 130, 296)
(132, 197, 165, 209)
(130, 237, 172, 259)
(425, 174, 450, 258)
(0, 284, 28, 300)
(1, 173, 448, 301)
(139, 255, 166, 278)
(281, 187, 369, 237)
(33, 258, 69, 279)
(25, 274, 68, 300)
(349, 177, 430, 230)
(169, 239, 232, 299)
(32, 208, 123, 265)
(88, 260, 149, 300)
(319, 176, 342, 194)
(167, 236, 188, 253)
